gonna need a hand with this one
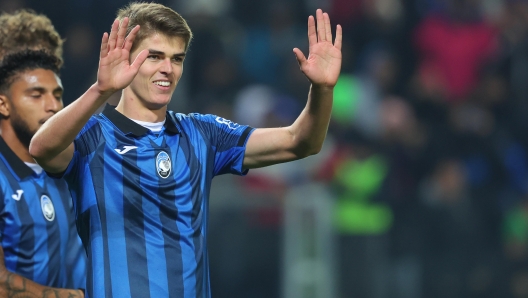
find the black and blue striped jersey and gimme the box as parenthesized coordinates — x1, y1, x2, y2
(63, 104, 254, 298)
(0, 137, 86, 289)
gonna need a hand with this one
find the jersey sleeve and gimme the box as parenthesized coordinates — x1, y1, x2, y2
(62, 117, 102, 184)
(189, 114, 254, 176)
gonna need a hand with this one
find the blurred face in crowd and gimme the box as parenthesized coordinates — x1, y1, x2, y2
(125, 34, 186, 111)
(0, 69, 63, 147)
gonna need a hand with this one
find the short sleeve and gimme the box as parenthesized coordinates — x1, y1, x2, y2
(189, 114, 254, 176)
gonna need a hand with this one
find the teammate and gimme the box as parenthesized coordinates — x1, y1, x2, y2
(0, 50, 86, 297)
(30, 2, 342, 297)
(0, 10, 86, 297)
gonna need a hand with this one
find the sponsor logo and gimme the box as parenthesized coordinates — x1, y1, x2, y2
(115, 146, 138, 155)
(40, 195, 55, 222)
(11, 189, 23, 201)
(156, 151, 171, 179)
(215, 117, 240, 130)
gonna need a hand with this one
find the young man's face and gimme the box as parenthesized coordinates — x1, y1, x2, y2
(127, 34, 186, 110)
(0, 69, 63, 147)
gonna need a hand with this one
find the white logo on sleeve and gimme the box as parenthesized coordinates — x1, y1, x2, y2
(115, 146, 138, 155)
(11, 190, 23, 201)
(215, 117, 240, 130)
(40, 195, 55, 221)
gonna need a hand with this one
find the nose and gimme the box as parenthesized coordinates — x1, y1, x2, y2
(44, 93, 63, 113)
(159, 58, 173, 75)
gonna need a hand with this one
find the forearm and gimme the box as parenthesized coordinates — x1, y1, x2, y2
(30, 83, 112, 162)
(288, 84, 333, 156)
(0, 268, 83, 298)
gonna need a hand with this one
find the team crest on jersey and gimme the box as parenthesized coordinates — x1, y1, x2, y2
(40, 195, 55, 222)
(156, 151, 171, 178)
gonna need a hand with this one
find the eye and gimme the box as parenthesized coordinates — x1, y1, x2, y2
(148, 54, 161, 60)
(172, 57, 184, 64)
(30, 93, 42, 99)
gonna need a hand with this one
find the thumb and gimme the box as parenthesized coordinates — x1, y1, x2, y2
(293, 48, 307, 68)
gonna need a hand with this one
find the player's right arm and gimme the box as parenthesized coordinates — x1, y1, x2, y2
(29, 18, 148, 173)
(0, 246, 84, 297)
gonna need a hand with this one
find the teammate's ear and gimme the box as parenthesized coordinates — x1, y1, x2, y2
(0, 94, 10, 118)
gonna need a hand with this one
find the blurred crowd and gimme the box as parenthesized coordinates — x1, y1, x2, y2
(2, 0, 528, 297)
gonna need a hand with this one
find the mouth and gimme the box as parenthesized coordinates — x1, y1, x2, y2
(152, 80, 172, 90)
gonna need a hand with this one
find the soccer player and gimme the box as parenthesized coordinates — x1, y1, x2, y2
(30, 2, 342, 297)
(0, 50, 86, 297)
(0, 9, 87, 297)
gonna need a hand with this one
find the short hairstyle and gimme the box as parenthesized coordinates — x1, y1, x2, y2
(0, 9, 64, 66)
(0, 50, 61, 95)
(116, 2, 193, 53)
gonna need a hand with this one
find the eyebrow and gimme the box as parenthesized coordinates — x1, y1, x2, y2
(148, 49, 186, 59)
(25, 86, 64, 93)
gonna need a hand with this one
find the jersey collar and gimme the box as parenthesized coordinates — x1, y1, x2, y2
(102, 104, 180, 137)
(0, 136, 34, 179)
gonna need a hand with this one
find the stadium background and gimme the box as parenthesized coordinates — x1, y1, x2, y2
(2, 0, 528, 297)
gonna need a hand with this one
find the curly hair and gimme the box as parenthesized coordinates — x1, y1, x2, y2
(0, 9, 64, 66)
(0, 50, 61, 95)
(116, 2, 193, 53)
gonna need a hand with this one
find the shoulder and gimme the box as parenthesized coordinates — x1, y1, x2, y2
(168, 111, 214, 123)
(168, 111, 242, 130)
(79, 114, 103, 134)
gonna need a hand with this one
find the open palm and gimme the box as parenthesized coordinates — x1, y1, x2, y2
(97, 18, 148, 94)
(294, 9, 343, 88)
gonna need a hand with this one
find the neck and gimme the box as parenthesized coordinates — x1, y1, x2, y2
(116, 89, 167, 122)
(0, 123, 33, 163)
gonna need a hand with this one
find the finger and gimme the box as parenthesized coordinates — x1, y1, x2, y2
(130, 49, 149, 71)
(108, 19, 119, 50)
(324, 13, 332, 43)
(293, 48, 307, 69)
(124, 25, 140, 52)
(307, 15, 317, 47)
(335, 25, 343, 51)
(316, 9, 326, 42)
(100, 32, 109, 58)
(116, 17, 129, 49)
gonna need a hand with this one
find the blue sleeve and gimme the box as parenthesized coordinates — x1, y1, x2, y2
(189, 114, 254, 176)
(63, 117, 102, 185)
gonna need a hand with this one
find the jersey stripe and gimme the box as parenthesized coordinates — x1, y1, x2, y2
(122, 145, 151, 298)
(52, 179, 70, 286)
(178, 133, 206, 298)
(105, 131, 132, 297)
(91, 141, 112, 298)
(147, 141, 185, 297)
(40, 183, 62, 286)
(13, 182, 36, 281)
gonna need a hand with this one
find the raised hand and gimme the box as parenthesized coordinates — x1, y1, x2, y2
(293, 9, 342, 88)
(97, 18, 149, 94)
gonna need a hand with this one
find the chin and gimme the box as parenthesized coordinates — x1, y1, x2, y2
(145, 96, 172, 110)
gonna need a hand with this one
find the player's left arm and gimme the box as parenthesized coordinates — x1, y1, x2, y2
(243, 9, 342, 169)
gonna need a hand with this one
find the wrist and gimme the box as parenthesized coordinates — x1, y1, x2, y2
(310, 84, 334, 94)
(90, 83, 116, 103)
(91, 82, 116, 98)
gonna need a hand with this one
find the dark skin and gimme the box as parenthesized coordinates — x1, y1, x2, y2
(0, 69, 84, 297)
